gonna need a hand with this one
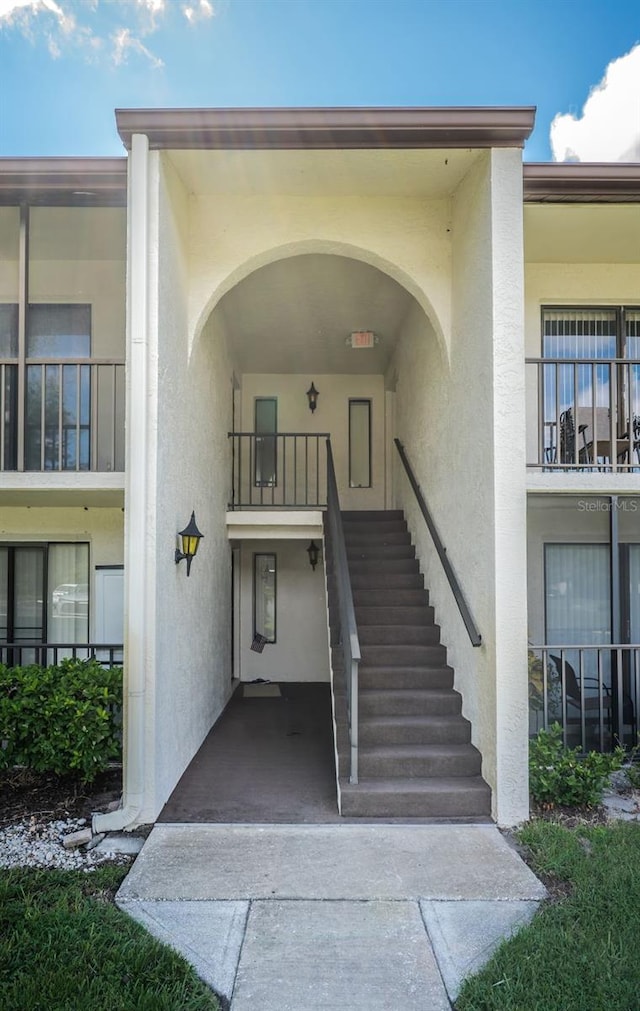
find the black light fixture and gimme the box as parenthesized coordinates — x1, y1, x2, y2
(306, 381, 319, 413)
(175, 511, 204, 576)
(306, 540, 320, 571)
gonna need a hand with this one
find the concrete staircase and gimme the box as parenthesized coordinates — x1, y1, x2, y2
(327, 510, 491, 820)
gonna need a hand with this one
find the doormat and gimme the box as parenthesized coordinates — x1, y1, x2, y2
(243, 683, 282, 698)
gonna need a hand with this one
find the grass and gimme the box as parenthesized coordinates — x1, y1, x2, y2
(456, 819, 640, 1011)
(0, 865, 220, 1011)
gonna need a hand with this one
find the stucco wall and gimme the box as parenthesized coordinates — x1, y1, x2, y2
(239, 373, 386, 510)
(188, 194, 452, 355)
(237, 538, 330, 682)
(0, 505, 123, 639)
(146, 152, 237, 817)
(390, 149, 529, 825)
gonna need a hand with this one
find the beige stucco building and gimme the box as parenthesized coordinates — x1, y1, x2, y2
(1, 107, 639, 828)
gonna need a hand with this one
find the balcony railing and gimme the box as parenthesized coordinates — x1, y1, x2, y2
(228, 432, 329, 509)
(529, 644, 640, 752)
(0, 359, 125, 472)
(526, 358, 640, 471)
(0, 641, 123, 668)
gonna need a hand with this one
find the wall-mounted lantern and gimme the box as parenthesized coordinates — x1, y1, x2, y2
(175, 511, 204, 576)
(306, 382, 319, 413)
(306, 540, 320, 571)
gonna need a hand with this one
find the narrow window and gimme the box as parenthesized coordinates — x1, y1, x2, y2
(254, 553, 276, 643)
(254, 397, 277, 487)
(349, 399, 371, 488)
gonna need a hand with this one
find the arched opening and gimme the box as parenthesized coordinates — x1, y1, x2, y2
(159, 247, 490, 825)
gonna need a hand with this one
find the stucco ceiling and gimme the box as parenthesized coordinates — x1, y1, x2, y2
(216, 254, 418, 374)
(169, 148, 477, 198)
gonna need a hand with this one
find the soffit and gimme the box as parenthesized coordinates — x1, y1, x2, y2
(524, 204, 640, 263)
(216, 254, 417, 374)
(169, 147, 476, 199)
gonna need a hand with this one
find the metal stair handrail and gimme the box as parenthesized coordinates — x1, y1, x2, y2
(394, 438, 482, 647)
(325, 438, 361, 784)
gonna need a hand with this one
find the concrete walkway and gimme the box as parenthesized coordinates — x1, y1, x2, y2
(117, 823, 546, 1010)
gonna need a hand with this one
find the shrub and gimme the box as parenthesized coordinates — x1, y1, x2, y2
(0, 658, 122, 782)
(529, 723, 623, 808)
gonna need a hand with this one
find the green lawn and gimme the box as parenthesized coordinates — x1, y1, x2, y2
(456, 819, 640, 1011)
(0, 866, 220, 1011)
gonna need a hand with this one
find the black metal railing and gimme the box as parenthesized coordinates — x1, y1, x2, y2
(228, 432, 329, 508)
(0, 642, 123, 668)
(325, 439, 361, 784)
(394, 438, 481, 647)
(0, 359, 125, 472)
(526, 358, 640, 471)
(529, 644, 640, 752)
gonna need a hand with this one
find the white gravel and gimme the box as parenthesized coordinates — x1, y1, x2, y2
(0, 817, 133, 871)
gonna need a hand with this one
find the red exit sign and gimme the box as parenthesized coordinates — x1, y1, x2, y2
(350, 331, 376, 348)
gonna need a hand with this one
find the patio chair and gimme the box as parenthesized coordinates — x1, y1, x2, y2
(559, 409, 588, 465)
(549, 654, 636, 744)
(575, 407, 631, 466)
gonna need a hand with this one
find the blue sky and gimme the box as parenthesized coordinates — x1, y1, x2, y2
(0, 0, 638, 161)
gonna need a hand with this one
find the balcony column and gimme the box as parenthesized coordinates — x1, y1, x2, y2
(95, 132, 159, 832)
(490, 148, 529, 826)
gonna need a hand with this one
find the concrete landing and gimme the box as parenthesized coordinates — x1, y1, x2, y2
(117, 823, 546, 1009)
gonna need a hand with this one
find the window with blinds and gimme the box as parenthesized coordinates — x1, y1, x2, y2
(542, 307, 639, 359)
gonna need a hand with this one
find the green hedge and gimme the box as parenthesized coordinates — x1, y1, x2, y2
(0, 658, 123, 782)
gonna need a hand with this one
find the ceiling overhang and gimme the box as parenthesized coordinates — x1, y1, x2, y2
(524, 163, 640, 203)
(115, 106, 536, 151)
(0, 158, 127, 206)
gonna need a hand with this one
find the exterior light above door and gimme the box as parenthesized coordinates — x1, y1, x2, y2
(175, 511, 204, 576)
(306, 382, 319, 413)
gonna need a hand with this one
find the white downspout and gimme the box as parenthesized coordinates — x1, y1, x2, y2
(94, 132, 150, 833)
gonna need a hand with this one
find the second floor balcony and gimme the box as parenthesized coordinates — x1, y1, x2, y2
(1, 358, 125, 473)
(526, 357, 640, 473)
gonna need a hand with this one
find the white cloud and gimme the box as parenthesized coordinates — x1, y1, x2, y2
(550, 44, 640, 162)
(111, 25, 163, 69)
(0, 0, 217, 67)
(183, 0, 214, 24)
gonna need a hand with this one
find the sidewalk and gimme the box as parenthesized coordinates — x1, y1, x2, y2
(117, 823, 546, 1010)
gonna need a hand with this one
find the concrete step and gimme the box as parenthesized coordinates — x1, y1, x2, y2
(340, 776, 492, 818)
(356, 625, 441, 646)
(341, 510, 404, 521)
(343, 529, 411, 546)
(351, 589, 429, 607)
(355, 665, 455, 691)
(346, 544, 416, 561)
(359, 644, 447, 666)
(346, 557, 420, 575)
(354, 606, 435, 625)
(348, 688, 463, 717)
(357, 744, 482, 778)
(332, 644, 447, 669)
(350, 573, 425, 591)
(358, 714, 472, 746)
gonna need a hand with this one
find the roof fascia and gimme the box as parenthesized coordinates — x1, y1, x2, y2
(0, 158, 127, 206)
(524, 163, 640, 203)
(115, 106, 536, 151)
